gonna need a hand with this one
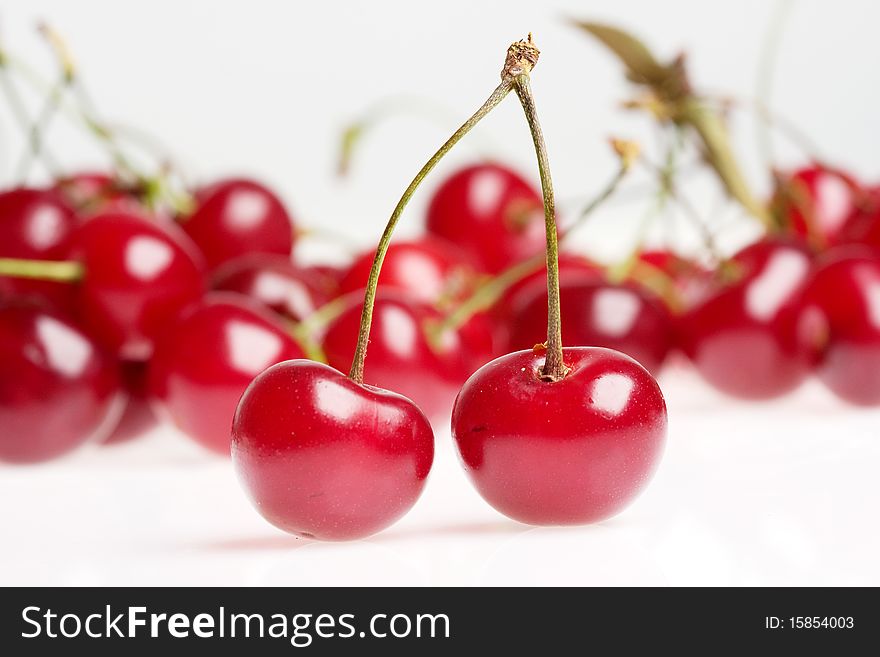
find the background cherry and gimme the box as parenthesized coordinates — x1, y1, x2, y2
(149, 292, 305, 455)
(452, 347, 667, 525)
(506, 278, 673, 375)
(678, 238, 814, 399)
(426, 162, 546, 273)
(0, 187, 79, 313)
(0, 303, 122, 463)
(69, 211, 207, 360)
(103, 361, 157, 444)
(799, 248, 880, 405)
(52, 172, 142, 216)
(181, 177, 296, 269)
(232, 359, 434, 540)
(212, 253, 329, 323)
(338, 238, 480, 307)
(322, 291, 494, 420)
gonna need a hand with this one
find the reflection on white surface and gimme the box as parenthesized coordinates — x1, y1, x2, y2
(745, 250, 809, 321)
(125, 236, 174, 281)
(226, 321, 285, 375)
(589, 372, 634, 417)
(594, 288, 640, 337)
(226, 190, 269, 230)
(27, 206, 65, 250)
(36, 315, 91, 378)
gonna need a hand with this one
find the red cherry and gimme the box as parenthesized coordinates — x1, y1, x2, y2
(0, 303, 122, 463)
(495, 251, 601, 317)
(69, 211, 207, 360)
(301, 263, 346, 299)
(322, 292, 494, 421)
(799, 249, 880, 405)
(637, 249, 713, 310)
(452, 347, 666, 525)
(212, 254, 329, 323)
(232, 359, 434, 540)
(338, 239, 480, 307)
(426, 163, 546, 273)
(52, 172, 142, 216)
(0, 187, 79, 312)
(679, 238, 814, 399)
(837, 185, 880, 251)
(770, 165, 860, 243)
(150, 292, 304, 455)
(181, 178, 295, 269)
(506, 279, 673, 375)
(103, 361, 157, 444)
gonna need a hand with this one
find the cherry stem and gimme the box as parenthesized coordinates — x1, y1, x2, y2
(0, 257, 83, 282)
(347, 36, 541, 384)
(511, 69, 568, 381)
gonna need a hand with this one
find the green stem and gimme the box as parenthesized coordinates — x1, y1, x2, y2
(513, 72, 567, 381)
(0, 258, 83, 282)
(348, 77, 514, 383)
(17, 73, 70, 181)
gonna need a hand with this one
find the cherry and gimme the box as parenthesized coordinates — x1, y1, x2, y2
(0, 187, 79, 312)
(103, 361, 157, 444)
(837, 185, 880, 251)
(495, 251, 601, 318)
(232, 359, 434, 540)
(181, 178, 296, 269)
(322, 292, 493, 421)
(770, 164, 860, 244)
(338, 239, 480, 307)
(149, 292, 305, 455)
(212, 254, 329, 323)
(637, 249, 713, 310)
(678, 238, 814, 399)
(52, 172, 141, 216)
(426, 163, 546, 273)
(69, 211, 207, 360)
(506, 279, 673, 375)
(799, 249, 880, 405)
(452, 347, 666, 525)
(301, 263, 346, 299)
(0, 303, 122, 463)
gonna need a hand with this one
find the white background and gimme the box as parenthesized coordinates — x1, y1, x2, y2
(1, 0, 880, 586)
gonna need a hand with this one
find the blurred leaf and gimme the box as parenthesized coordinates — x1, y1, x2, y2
(571, 21, 668, 85)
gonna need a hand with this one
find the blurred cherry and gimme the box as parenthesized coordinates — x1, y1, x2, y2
(0, 187, 78, 312)
(770, 165, 860, 244)
(69, 211, 207, 360)
(452, 347, 667, 525)
(837, 185, 880, 251)
(637, 249, 713, 310)
(0, 303, 122, 464)
(495, 252, 601, 317)
(181, 178, 295, 269)
(322, 292, 493, 421)
(678, 238, 814, 399)
(150, 292, 304, 454)
(232, 359, 434, 540)
(799, 248, 880, 405)
(426, 163, 546, 273)
(212, 254, 328, 323)
(103, 361, 157, 444)
(507, 279, 673, 375)
(52, 172, 142, 216)
(338, 239, 480, 307)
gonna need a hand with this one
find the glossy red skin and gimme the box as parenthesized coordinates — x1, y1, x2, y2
(0, 187, 79, 312)
(678, 238, 814, 399)
(212, 254, 328, 323)
(232, 359, 434, 540)
(0, 304, 122, 463)
(426, 163, 546, 273)
(103, 361, 157, 444)
(453, 347, 666, 525)
(182, 178, 295, 269)
(338, 239, 480, 307)
(507, 280, 673, 375)
(837, 186, 880, 251)
(150, 292, 304, 455)
(495, 252, 601, 317)
(322, 292, 494, 421)
(771, 165, 861, 243)
(637, 249, 713, 311)
(799, 249, 880, 405)
(69, 212, 207, 360)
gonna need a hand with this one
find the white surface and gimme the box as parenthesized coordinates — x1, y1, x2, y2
(2, 366, 879, 587)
